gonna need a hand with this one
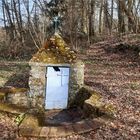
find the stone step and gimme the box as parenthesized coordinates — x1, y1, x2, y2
(19, 117, 103, 138)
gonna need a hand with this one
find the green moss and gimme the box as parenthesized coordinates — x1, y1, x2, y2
(89, 92, 102, 105)
(31, 34, 77, 64)
(101, 104, 116, 116)
(15, 113, 26, 126)
(82, 87, 117, 118)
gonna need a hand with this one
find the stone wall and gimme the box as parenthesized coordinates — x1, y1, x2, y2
(7, 91, 29, 107)
(68, 60, 85, 106)
(29, 64, 46, 109)
(28, 60, 84, 110)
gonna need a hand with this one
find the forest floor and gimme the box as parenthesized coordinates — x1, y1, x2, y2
(0, 35, 140, 140)
(81, 36, 140, 140)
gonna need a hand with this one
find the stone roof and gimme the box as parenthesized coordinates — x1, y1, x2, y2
(30, 33, 77, 64)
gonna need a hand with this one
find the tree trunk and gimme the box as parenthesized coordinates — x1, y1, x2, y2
(110, 0, 114, 33)
(103, 0, 111, 34)
(2, 0, 7, 31)
(3, 0, 15, 39)
(118, 0, 138, 33)
(128, 0, 133, 32)
(118, 0, 125, 33)
(89, 0, 95, 37)
(99, 0, 104, 33)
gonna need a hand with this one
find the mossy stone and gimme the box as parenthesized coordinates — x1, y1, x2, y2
(70, 87, 92, 108)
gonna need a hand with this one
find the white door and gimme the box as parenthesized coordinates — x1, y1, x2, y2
(45, 66, 70, 109)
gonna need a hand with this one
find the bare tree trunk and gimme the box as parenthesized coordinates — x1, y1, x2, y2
(22, 0, 30, 28)
(99, 0, 104, 34)
(111, 0, 114, 33)
(11, 0, 17, 38)
(80, 0, 86, 33)
(135, 0, 140, 32)
(12, 0, 23, 41)
(3, 0, 13, 27)
(2, 0, 7, 31)
(118, 0, 138, 33)
(89, 0, 95, 37)
(18, 0, 22, 29)
(3, 0, 15, 39)
(128, 0, 133, 32)
(118, 0, 125, 33)
(33, 0, 39, 30)
(103, 0, 111, 34)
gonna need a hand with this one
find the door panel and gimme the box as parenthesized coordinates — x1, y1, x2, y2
(45, 67, 70, 109)
(47, 67, 61, 87)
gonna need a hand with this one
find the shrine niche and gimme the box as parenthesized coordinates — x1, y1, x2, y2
(28, 33, 84, 110)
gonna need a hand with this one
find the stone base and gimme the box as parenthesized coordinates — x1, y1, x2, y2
(19, 115, 103, 138)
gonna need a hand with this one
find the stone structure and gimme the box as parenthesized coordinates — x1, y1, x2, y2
(28, 34, 84, 110)
(0, 87, 29, 107)
(7, 91, 29, 107)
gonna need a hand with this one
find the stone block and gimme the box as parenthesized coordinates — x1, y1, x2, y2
(85, 119, 102, 130)
(64, 124, 74, 136)
(19, 126, 41, 137)
(72, 121, 92, 134)
(49, 127, 58, 137)
(40, 127, 50, 137)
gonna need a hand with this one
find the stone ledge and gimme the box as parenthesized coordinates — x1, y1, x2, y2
(0, 87, 28, 94)
(29, 62, 71, 67)
(19, 126, 42, 137)
(19, 117, 103, 138)
(0, 103, 28, 115)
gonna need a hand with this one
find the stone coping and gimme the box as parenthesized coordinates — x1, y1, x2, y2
(29, 62, 71, 67)
(19, 117, 103, 138)
(0, 87, 28, 94)
(0, 103, 29, 115)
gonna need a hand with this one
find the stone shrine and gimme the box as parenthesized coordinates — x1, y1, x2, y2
(29, 33, 84, 110)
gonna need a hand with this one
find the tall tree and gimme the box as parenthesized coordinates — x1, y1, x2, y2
(103, 0, 111, 34)
(118, 0, 125, 33)
(110, 0, 114, 32)
(99, 0, 104, 33)
(89, 0, 95, 37)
